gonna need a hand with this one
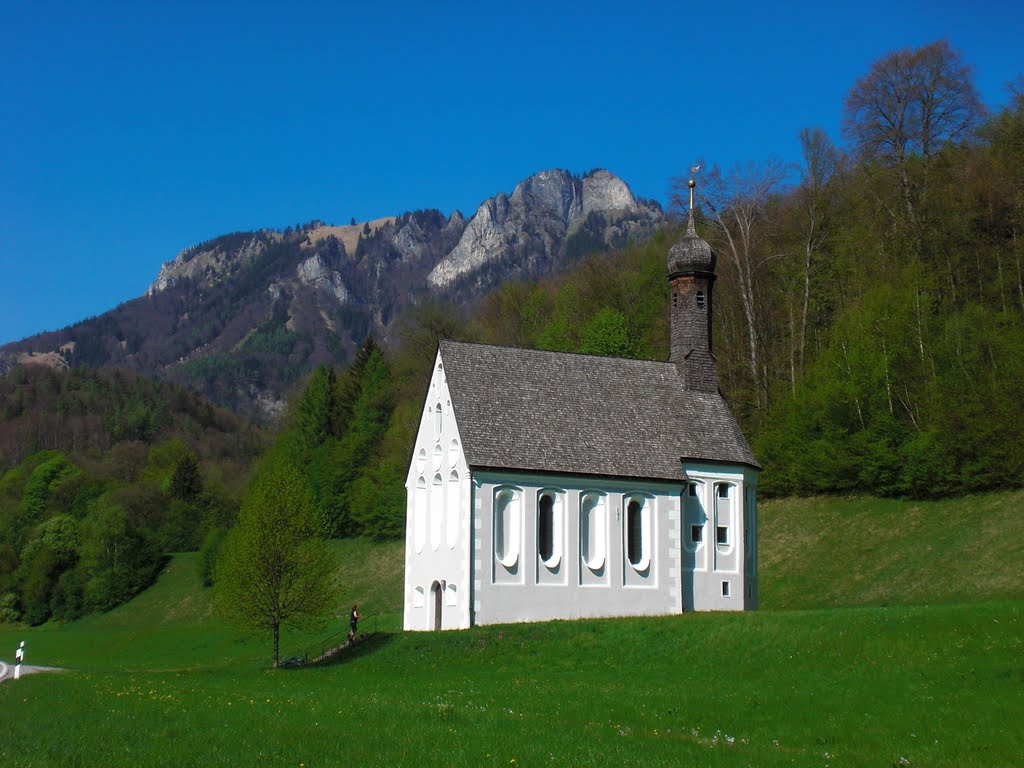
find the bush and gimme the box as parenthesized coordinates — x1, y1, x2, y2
(0, 592, 20, 623)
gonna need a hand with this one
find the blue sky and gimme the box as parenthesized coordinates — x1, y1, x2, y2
(2, 0, 1022, 345)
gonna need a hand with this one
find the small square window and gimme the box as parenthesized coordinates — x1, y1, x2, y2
(716, 526, 728, 545)
(722, 581, 731, 597)
(691, 524, 702, 543)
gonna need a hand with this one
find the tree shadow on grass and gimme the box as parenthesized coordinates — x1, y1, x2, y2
(284, 632, 397, 670)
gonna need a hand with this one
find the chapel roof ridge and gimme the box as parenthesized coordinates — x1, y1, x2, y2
(439, 338, 671, 367)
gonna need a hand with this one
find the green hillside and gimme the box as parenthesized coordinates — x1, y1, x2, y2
(1, 538, 403, 672)
(2, 491, 1022, 766)
(760, 490, 1024, 609)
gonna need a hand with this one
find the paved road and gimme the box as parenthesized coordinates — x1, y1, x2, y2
(0, 660, 63, 681)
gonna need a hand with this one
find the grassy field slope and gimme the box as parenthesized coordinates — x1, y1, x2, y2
(759, 490, 1024, 609)
(0, 492, 1021, 767)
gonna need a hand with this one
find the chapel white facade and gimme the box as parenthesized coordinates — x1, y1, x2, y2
(404, 203, 760, 630)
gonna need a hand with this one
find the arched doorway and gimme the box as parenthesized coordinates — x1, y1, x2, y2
(430, 580, 443, 630)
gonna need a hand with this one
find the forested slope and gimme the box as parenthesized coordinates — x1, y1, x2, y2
(0, 366, 263, 624)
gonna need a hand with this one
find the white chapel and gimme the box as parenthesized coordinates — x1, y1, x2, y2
(403, 193, 760, 630)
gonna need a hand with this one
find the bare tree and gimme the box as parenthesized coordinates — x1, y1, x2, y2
(795, 128, 841, 376)
(689, 160, 788, 411)
(843, 39, 984, 221)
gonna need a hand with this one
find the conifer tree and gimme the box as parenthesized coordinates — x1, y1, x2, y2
(292, 366, 335, 451)
(169, 451, 202, 502)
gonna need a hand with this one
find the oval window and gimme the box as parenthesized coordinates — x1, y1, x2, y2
(538, 490, 563, 569)
(626, 497, 650, 571)
(539, 494, 555, 565)
(580, 493, 606, 571)
(494, 488, 520, 568)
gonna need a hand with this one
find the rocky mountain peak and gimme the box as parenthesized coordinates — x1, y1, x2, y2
(581, 169, 638, 217)
(148, 232, 276, 295)
(428, 168, 660, 289)
(509, 169, 582, 225)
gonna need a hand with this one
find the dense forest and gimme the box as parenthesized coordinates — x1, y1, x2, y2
(0, 366, 263, 623)
(1, 40, 1021, 625)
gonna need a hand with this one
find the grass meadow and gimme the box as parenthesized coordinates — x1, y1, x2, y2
(1, 493, 1022, 767)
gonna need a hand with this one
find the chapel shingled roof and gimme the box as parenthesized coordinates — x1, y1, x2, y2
(439, 340, 759, 482)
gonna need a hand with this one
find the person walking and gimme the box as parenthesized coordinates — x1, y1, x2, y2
(348, 604, 359, 642)
(14, 641, 24, 680)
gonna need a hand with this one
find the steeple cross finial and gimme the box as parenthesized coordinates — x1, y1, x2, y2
(686, 164, 701, 234)
(688, 164, 701, 212)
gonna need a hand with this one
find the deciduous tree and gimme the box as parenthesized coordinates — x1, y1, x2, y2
(215, 459, 338, 667)
(843, 39, 984, 223)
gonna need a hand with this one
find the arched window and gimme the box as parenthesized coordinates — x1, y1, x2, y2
(416, 448, 426, 474)
(627, 500, 641, 564)
(449, 438, 460, 467)
(538, 494, 554, 562)
(627, 500, 642, 566)
(432, 444, 443, 471)
(626, 496, 651, 571)
(494, 488, 520, 568)
(430, 473, 443, 551)
(433, 403, 442, 439)
(537, 490, 563, 569)
(580, 493, 606, 571)
(446, 470, 460, 549)
(414, 476, 426, 553)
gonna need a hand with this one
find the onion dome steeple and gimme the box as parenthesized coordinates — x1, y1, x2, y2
(668, 169, 718, 392)
(667, 178, 716, 276)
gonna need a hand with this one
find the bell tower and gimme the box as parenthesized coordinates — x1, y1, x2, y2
(667, 174, 718, 392)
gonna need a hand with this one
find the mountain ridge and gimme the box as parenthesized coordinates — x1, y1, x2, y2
(1, 168, 664, 420)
